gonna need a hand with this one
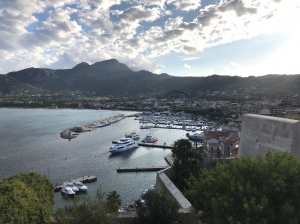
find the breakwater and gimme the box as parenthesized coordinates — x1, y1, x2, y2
(60, 114, 125, 139)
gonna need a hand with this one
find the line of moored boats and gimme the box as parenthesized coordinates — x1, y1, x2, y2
(60, 181, 88, 197)
(89, 115, 125, 129)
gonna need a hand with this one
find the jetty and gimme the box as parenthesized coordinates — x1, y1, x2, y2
(116, 166, 169, 172)
(54, 175, 97, 192)
(60, 114, 125, 140)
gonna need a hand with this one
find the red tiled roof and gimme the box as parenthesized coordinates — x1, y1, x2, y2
(204, 131, 231, 140)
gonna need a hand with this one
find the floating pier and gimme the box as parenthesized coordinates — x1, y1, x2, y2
(116, 166, 169, 172)
(54, 175, 97, 192)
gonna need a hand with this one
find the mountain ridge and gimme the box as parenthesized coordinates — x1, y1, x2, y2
(1, 59, 300, 97)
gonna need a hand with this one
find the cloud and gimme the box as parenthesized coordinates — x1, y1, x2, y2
(167, 0, 201, 11)
(231, 61, 242, 68)
(183, 63, 191, 69)
(0, 0, 298, 75)
(182, 57, 202, 60)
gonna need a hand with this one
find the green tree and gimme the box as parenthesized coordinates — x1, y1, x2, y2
(106, 190, 122, 212)
(54, 188, 118, 224)
(0, 172, 54, 224)
(135, 190, 182, 224)
(185, 151, 300, 224)
(172, 139, 203, 190)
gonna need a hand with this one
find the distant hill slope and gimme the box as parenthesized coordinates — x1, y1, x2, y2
(1, 59, 300, 97)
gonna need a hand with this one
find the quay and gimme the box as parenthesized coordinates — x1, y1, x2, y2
(54, 175, 97, 192)
(116, 166, 169, 172)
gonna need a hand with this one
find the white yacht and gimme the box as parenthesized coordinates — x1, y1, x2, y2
(74, 182, 88, 191)
(109, 138, 139, 153)
(66, 182, 79, 193)
(60, 186, 76, 197)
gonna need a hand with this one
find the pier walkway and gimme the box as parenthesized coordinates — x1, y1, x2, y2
(54, 175, 97, 192)
(138, 143, 174, 149)
(116, 166, 169, 172)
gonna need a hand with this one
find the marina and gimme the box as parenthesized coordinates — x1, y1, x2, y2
(0, 108, 207, 209)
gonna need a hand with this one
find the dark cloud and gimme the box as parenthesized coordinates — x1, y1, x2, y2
(155, 29, 184, 42)
(219, 0, 257, 16)
(196, 0, 257, 28)
(179, 22, 201, 31)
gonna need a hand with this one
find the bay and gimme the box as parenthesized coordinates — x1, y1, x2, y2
(0, 108, 187, 209)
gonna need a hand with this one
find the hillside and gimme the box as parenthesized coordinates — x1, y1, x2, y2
(1, 59, 300, 97)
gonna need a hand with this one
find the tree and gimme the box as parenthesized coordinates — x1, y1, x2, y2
(106, 190, 122, 212)
(54, 188, 118, 224)
(135, 190, 182, 224)
(0, 172, 54, 223)
(185, 151, 300, 224)
(172, 139, 203, 190)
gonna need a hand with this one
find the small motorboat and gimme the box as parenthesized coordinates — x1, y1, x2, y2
(74, 182, 88, 191)
(66, 183, 79, 193)
(142, 135, 158, 143)
(125, 132, 140, 140)
(60, 186, 76, 197)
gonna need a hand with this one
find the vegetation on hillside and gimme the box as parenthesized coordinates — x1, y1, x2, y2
(134, 190, 182, 224)
(185, 151, 300, 223)
(0, 172, 54, 223)
(172, 139, 203, 191)
(54, 188, 119, 224)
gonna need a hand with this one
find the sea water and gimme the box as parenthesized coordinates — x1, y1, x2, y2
(0, 108, 188, 209)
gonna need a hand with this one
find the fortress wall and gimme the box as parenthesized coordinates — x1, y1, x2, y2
(239, 114, 300, 158)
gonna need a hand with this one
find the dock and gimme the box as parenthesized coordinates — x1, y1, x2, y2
(110, 141, 174, 149)
(116, 166, 169, 172)
(138, 143, 174, 149)
(54, 175, 97, 192)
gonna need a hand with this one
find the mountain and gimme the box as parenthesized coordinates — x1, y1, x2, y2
(1, 59, 300, 97)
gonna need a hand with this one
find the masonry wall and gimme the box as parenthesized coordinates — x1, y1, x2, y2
(239, 114, 300, 158)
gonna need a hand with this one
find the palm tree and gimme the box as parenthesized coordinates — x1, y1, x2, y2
(106, 190, 122, 212)
(172, 139, 203, 190)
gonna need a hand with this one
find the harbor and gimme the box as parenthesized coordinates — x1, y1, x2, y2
(54, 175, 97, 192)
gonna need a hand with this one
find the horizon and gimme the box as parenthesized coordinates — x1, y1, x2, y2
(0, 0, 299, 77)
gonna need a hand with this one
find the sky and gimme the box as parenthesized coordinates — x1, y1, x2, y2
(0, 0, 299, 77)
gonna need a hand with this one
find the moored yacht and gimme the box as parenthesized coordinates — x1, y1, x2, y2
(60, 186, 76, 198)
(125, 132, 140, 140)
(66, 183, 79, 193)
(141, 135, 158, 143)
(109, 138, 139, 153)
(188, 131, 204, 142)
(74, 182, 88, 191)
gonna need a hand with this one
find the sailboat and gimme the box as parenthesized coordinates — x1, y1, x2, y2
(141, 127, 158, 143)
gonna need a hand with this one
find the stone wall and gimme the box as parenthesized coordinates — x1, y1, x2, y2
(155, 167, 198, 224)
(239, 114, 300, 158)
